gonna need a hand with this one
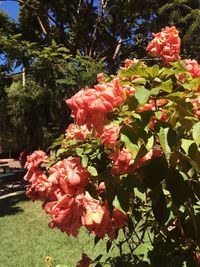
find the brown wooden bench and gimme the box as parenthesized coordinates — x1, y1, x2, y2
(0, 161, 8, 165)
(0, 164, 10, 173)
(0, 171, 26, 195)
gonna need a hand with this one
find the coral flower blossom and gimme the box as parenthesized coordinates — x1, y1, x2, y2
(26, 169, 49, 201)
(136, 146, 163, 168)
(25, 150, 47, 171)
(44, 194, 84, 237)
(184, 59, 200, 78)
(48, 157, 89, 196)
(24, 150, 47, 181)
(97, 182, 106, 195)
(146, 26, 181, 63)
(186, 97, 200, 118)
(82, 193, 127, 239)
(97, 72, 106, 83)
(100, 124, 120, 148)
(76, 253, 91, 267)
(66, 80, 125, 134)
(65, 123, 91, 140)
(123, 58, 139, 68)
(110, 147, 133, 175)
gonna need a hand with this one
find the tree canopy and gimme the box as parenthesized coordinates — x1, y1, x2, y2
(0, 0, 199, 151)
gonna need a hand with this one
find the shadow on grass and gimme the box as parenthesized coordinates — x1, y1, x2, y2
(0, 193, 28, 217)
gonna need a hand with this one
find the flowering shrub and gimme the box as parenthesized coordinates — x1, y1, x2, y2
(25, 26, 200, 266)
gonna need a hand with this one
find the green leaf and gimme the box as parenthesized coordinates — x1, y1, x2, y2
(56, 148, 66, 157)
(131, 77, 147, 85)
(139, 157, 168, 189)
(106, 240, 112, 253)
(181, 139, 195, 154)
(50, 134, 64, 149)
(120, 66, 150, 78)
(120, 69, 135, 77)
(160, 79, 173, 93)
(151, 87, 160, 95)
(165, 92, 184, 101)
(112, 196, 125, 213)
(115, 185, 130, 212)
(81, 155, 88, 168)
(166, 168, 190, 206)
(149, 186, 169, 224)
(135, 87, 151, 105)
(158, 128, 169, 154)
(192, 122, 200, 145)
(134, 188, 146, 202)
(75, 147, 84, 156)
(182, 78, 200, 90)
(146, 64, 160, 78)
(94, 237, 101, 247)
(87, 166, 98, 176)
(134, 243, 153, 261)
(120, 133, 139, 158)
(145, 135, 154, 151)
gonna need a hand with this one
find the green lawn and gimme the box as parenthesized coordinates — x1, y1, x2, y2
(0, 193, 115, 267)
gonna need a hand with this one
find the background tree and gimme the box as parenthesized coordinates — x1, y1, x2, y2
(0, 0, 199, 151)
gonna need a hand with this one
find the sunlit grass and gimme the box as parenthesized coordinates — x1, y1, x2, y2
(0, 193, 117, 267)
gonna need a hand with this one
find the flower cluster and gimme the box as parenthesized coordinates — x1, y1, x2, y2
(184, 59, 200, 79)
(66, 80, 125, 134)
(146, 26, 181, 63)
(25, 153, 127, 239)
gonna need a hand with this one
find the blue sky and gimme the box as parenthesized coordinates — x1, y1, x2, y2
(0, 1, 20, 71)
(0, 1, 19, 20)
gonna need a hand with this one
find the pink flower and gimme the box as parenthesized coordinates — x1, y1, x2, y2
(24, 150, 47, 181)
(186, 97, 200, 118)
(48, 157, 89, 197)
(100, 124, 120, 148)
(65, 123, 91, 140)
(149, 109, 168, 129)
(136, 146, 163, 168)
(26, 169, 64, 202)
(82, 193, 127, 239)
(26, 169, 49, 201)
(146, 26, 181, 63)
(66, 80, 125, 134)
(123, 58, 139, 68)
(122, 85, 136, 96)
(25, 150, 47, 170)
(76, 253, 91, 267)
(110, 147, 133, 175)
(97, 182, 106, 195)
(43, 194, 84, 237)
(82, 195, 110, 238)
(112, 208, 128, 229)
(137, 98, 168, 115)
(184, 59, 200, 78)
(97, 72, 106, 83)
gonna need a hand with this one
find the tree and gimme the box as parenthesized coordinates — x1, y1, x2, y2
(0, 0, 199, 150)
